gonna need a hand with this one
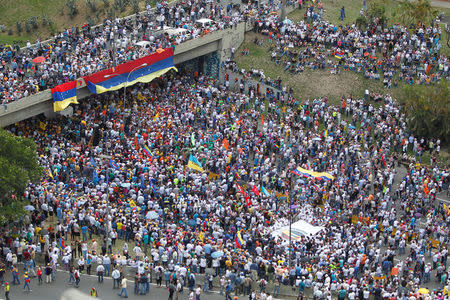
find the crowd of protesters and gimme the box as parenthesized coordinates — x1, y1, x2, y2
(1, 0, 449, 105)
(0, 0, 257, 104)
(0, 68, 448, 299)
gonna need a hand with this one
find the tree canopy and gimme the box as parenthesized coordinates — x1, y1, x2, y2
(401, 80, 449, 145)
(0, 128, 42, 223)
(394, 0, 439, 27)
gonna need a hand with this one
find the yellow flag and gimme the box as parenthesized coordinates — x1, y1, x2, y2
(198, 231, 204, 242)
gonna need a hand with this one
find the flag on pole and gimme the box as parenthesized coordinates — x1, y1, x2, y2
(261, 186, 270, 197)
(109, 158, 119, 170)
(58, 238, 66, 250)
(245, 196, 252, 207)
(90, 157, 97, 168)
(93, 170, 99, 184)
(252, 185, 260, 196)
(140, 174, 146, 189)
(235, 231, 244, 248)
(236, 182, 246, 195)
(47, 168, 54, 180)
(187, 154, 204, 172)
(380, 150, 386, 167)
(143, 144, 154, 159)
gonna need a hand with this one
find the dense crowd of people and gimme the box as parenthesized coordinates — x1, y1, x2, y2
(0, 69, 448, 299)
(1, 0, 449, 104)
(0, 0, 256, 104)
(252, 12, 447, 88)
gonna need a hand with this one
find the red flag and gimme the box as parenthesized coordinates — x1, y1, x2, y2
(134, 137, 139, 150)
(252, 185, 260, 196)
(245, 196, 252, 207)
(236, 182, 245, 195)
(261, 113, 264, 125)
(380, 151, 386, 167)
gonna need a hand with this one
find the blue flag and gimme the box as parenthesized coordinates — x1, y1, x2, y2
(93, 170, 99, 184)
(140, 174, 145, 189)
(90, 157, 97, 168)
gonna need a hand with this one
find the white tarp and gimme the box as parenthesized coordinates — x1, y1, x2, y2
(165, 27, 188, 36)
(196, 18, 213, 26)
(271, 219, 324, 242)
(135, 41, 151, 47)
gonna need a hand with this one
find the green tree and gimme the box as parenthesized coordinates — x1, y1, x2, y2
(394, 0, 438, 27)
(0, 128, 42, 223)
(401, 80, 449, 144)
(367, 0, 390, 28)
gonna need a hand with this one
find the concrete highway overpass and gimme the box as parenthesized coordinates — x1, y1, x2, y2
(0, 23, 249, 127)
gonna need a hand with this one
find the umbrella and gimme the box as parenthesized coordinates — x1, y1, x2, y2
(121, 183, 131, 188)
(348, 125, 356, 129)
(282, 19, 292, 25)
(24, 205, 35, 211)
(187, 219, 196, 227)
(145, 211, 159, 220)
(418, 288, 429, 295)
(211, 251, 224, 258)
(312, 137, 321, 141)
(32, 56, 45, 64)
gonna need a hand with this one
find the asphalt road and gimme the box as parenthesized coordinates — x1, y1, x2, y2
(0, 270, 233, 300)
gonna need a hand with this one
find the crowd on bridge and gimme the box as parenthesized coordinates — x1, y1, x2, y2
(0, 68, 448, 300)
(0, 0, 254, 104)
(0, 0, 449, 299)
(1, 0, 449, 105)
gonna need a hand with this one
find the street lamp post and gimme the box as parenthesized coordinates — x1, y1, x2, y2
(104, 63, 147, 109)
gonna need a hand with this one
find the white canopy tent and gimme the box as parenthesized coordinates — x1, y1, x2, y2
(195, 18, 213, 27)
(271, 219, 324, 242)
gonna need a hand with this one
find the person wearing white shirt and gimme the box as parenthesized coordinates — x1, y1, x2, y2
(96, 264, 104, 283)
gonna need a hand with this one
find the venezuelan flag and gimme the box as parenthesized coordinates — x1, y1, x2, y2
(292, 167, 335, 181)
(83, 48, 177, 94)
(335, 52, 344, 60)
(143, 144, 154, 159)
(235, 231, 244, 248)
(58, 238, 66, 250)
(109, 158, 119, 170)
(51, 81, 78, 112)
(187, 154, 204, 172)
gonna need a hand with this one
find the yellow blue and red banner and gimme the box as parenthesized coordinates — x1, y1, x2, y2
(143, 144, 154, 159)
(335, 52, 344, 60)
(51, 81, 78, 112)
(235, 231, 244, 248)
(292, 167, 335, 181)
(83, 48, 177, 94)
